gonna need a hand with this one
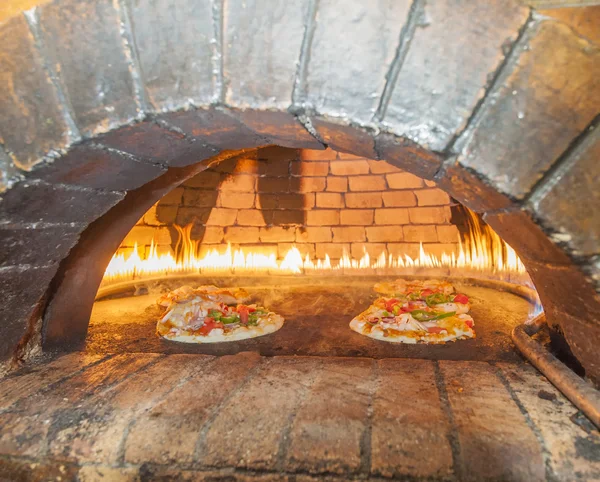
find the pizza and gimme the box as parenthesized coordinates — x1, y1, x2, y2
(156, 285, 284, 343)
(350, 279, 475, 344)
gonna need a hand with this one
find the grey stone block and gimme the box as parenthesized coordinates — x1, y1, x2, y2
(0, 16, 70, 170)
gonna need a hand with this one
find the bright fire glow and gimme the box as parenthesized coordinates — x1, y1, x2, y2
(102, 211, 529, 284)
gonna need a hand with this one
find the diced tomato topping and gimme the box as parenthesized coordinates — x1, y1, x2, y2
(237, 305, 250, 324)
(420, 289, 434, 297)
(407, 301, 425, 311)
(464, 318, 474, 328)
(427, 326, 447, 334)
(199, 317, 224, 335)
(384, 299, 401, 312)
(453, 294, 469, 304)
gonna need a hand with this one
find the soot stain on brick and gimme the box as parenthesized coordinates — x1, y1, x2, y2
(574, 435, 600, 462)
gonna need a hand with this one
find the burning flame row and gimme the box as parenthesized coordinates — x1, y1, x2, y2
(102, 213, 528, 283)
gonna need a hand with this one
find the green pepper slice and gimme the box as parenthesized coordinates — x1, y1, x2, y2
(434, 311, 456, 320)
(410, 310, 438, 321)
(221, 315, 240, 324)
(425, 293, 449, 307)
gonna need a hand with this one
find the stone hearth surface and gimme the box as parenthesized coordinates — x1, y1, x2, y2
(0, 352, 599, 481)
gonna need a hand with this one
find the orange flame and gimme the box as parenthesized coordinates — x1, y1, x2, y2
(102, 211, 529, 285)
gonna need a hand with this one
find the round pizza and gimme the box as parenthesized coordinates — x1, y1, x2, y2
(350, 279, 475, 344)
(156, 285, 284, 343)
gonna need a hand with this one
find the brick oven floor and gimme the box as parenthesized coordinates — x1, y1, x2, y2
(1, 353, 599, 481)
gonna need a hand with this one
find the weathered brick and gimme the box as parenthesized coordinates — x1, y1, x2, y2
(256, 194, 278, 210)
(32, 144, 165, 192)
(184, 170, 222, 189)
(311, 117, 378, 159)
(285, 359, 372, 474)
(99, 122, 216, 168)
(387, 242, 421, 259)
(218, 192, 255, 209)
(440, 361, 545, 481)
(437, 225, 460, 243)
(162, 109, 267, 151)
(325, 176, 348, 193)
(175, 207, 211, 226)
(259, 226, 296, 243)
(459, 20, 600, 199)
(160, 187, 184, 205)
(436, 160, 512, 213)
(224, 226, 260, 244)
(272, 210, 304, 225)
(306, 210, 340, 226)
(374, 208, 410, 225)
(300, 147, 337, 161)
(381, 191, 416, 207)
(350, 243, 386, 260)
(0, 16, 69, 169)
(128, 0, 214, 110)
(219, 174, 257, 192)
(316, 243, 350, 259)
(200, 358, 315, 470)
(278, 193, 314, 210)
(348, 175, 386, 192)
(38, 0, 137, 135)
(291, 161, 329, 177)
(367, 159, 401, 174)
(403, 225, 438, 243)
(329, 160, 370, 176)
(408, 207, 450, 224)
(223, 0, 311, 109)
(145, 204, 177, 225)
(0, 181, 123, 225)
(315, 192, 344, 208)
(0, 353, 105, 411)
(332, 226, 366, 242)
(236, 209, 267, 227)
(385, 1, 528, 151)
(386, 172, 424, 189)
(298, 177, 326, 193)
(530, 128, 600, 257)
(233, 110, 323, 149)
(183, 189, 218, 207)
(345, 192, 383, 208)
(205, 208, 238, 226)
(49, 355, 210, 464)
(258, 155, 292, 177)
(340, 209, 374, 226)
(296, 227, 333, 243)
(371, 360, 453, 479)
(125, 353, 260, 464)
(257, 177, 291, 193)
(201, 226, 225, 244)
(376, 133, 444, 181)
(500, 362, 600, 481)
(304, 1, 411, 122)
(366, 226, 403, 243)
(415, 188, 450, 206)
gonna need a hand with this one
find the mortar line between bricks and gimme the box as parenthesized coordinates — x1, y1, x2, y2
(274, 358, 324, 471)
(359, 359, 377, 475)
(115, 355, 219, 466)
(211, 0, 225, 104)
(433, 361, 462, 482)
(491, 362, 557, 482)
(116, 0, 151, 115)
(22, 8, 81, 145)
(0, 353, 114, 415)
(192, 357, 271, 462)
(291, 0, 319, 107)
(444, 11, 537, 156)
(373, 0, 424, 123)
(523, 114, 600, 210)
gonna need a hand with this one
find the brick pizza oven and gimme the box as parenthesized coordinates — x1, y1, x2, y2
(0, 0, 599, 480)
